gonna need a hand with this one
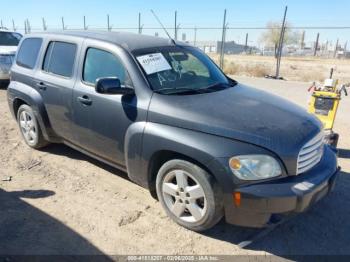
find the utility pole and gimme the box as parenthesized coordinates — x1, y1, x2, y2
(194, 27, 197, 46)
(0, 20, 3, 28)
(219, 9, 227, 70)
(24, 20, 27, 34)
(275, 6, 288, 79)
(42, 17, 47, 31)
(334, 38, 339, 58)
(12, 19, 16, 31)
(61, 17, 65, 30)
(314, 32, 319, 56)
(244, 33, 248, 52)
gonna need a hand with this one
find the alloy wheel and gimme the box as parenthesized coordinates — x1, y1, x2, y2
(162, 169, 207, 223)
(19, 110, 37, 145)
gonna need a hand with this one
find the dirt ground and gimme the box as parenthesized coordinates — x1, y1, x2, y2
(0, 76, 349, 257)
(209, 54, 350, 83)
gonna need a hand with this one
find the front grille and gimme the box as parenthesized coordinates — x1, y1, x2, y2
(297, 132, 324, 175)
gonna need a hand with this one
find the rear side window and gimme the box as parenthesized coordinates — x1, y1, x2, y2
(0, 32, 22, 46)
(83, 48, 130, 86)
(43, 41, 77, 77)
(16, 38, 42, 69)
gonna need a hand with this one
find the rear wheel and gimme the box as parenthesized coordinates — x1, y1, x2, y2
(17, 104, 48, 149)
(156, 159, 223, 231)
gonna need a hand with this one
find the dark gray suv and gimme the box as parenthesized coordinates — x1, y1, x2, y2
(7, 31, 339, 231)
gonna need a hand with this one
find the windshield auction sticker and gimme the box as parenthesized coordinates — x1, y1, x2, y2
(136, 53, 171, 75)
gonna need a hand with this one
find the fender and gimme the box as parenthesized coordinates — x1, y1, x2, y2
(124, 121, 147, 183)
(133, 122, 277, 192)
(7, 81, 60, 142)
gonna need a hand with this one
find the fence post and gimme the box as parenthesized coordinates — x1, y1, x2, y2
(275, 6, 288, 79)
(300, 30, 305, 49)
(138, 12, 142, 34)
(174, 11, 177, 40)
(26, 19, 31, 33)
(61, 17, 65, 30)
(12, 19, 16, 31)
(42, 18, 47, 31)
(219, 9, 227, 70)
(314, 32, 320, 56)
(194, 27, 197, 46)
(334, 38, 339, 58)
(84, 16, 87, 30)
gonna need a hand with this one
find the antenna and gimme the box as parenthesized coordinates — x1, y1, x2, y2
(150, 9, 176, 45)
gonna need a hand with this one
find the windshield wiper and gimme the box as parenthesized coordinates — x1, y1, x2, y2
(155, 82, 234, 95)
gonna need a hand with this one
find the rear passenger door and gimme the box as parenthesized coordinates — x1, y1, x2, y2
(35, 38, 82, 141)
(71, 39, 137, 166)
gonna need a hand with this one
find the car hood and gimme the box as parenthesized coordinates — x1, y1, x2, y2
(148, 83, 322, 163)
(0, 46, 17, 55)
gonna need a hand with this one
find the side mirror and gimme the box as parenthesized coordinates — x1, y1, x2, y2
(95, 77, 134, 95)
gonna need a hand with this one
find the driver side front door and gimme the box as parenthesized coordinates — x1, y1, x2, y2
(71, 41, 138, 167)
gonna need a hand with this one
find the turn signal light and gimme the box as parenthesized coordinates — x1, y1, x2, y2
(233, 192, 241, 207)
(229, 158, 241, 170)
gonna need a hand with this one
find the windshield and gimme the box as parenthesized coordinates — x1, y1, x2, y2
(133, 46, 234, 94)
(0, 32, 22, 46)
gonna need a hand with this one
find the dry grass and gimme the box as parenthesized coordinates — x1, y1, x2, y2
(209, 53, 350, 83)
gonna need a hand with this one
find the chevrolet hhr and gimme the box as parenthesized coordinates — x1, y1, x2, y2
(7, 31, 339, 231)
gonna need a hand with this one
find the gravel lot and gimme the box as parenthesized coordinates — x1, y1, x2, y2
(0, 76, 349, 257)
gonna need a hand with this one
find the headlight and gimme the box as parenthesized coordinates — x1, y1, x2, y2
(229, 155, 282, 180)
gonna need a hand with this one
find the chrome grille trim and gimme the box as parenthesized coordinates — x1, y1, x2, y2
(297, 132, 324, 175)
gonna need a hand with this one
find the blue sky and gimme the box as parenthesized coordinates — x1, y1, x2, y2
(1, 0, 349, 47)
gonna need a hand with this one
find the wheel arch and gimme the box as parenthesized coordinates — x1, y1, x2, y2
(13, 97, 28, 119)
(133, 123, 236, 198)
(7, 81, 60, 142)
(147, 150, 215, 199)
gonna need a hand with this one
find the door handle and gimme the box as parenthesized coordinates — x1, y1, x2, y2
(77, 95, 92, 106)
(36, 81, 47, 90)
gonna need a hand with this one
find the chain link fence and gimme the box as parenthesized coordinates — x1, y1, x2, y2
(2, 11, 349, 82)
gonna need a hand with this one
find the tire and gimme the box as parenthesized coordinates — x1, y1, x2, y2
(156, 159, 223, 232)
(17, 104, 48, 149)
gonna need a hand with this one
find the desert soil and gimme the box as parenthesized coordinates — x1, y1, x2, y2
(0, 76, 349, 257)
(210, 54, 350, 83)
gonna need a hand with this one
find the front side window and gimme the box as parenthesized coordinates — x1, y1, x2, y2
(0, 32, 22, 46)
(133, 46, 234, 95)
(16, 38, 42, 69)
(83, 48, 131, 86)
(43, 41, 76, 77)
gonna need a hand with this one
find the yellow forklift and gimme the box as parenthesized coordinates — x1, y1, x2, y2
(308, 68, 348, 147)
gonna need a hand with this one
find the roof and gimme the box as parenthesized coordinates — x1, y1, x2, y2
(35, 30, 182, 51)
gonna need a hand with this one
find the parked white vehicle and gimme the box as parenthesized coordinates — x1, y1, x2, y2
(0, 28, 22, 86)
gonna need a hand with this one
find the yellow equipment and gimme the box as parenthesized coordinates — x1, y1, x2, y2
(308, 69, 348, 147)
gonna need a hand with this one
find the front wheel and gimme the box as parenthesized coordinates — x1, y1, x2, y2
(17, 104, 48, 149)
(156, 159, 223, 232)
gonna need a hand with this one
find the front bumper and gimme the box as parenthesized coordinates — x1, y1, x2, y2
(223, 146, 340, 228)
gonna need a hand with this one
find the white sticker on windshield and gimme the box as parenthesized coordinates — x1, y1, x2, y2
(136, 53, 171, 75)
